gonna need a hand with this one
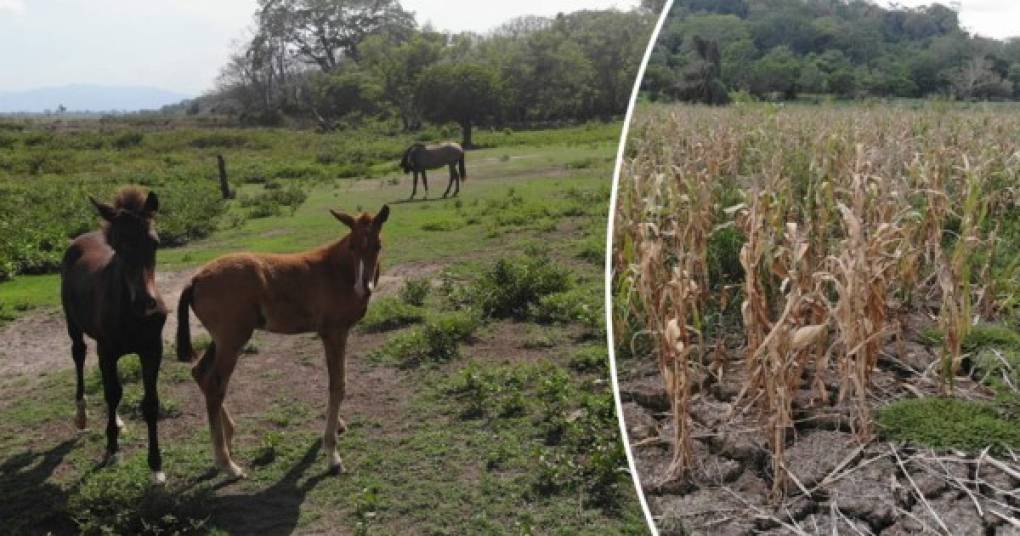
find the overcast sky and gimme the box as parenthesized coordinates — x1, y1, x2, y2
(0, 0, 639, 95)
(878, 1, 1017, 41)
(1, 1, 1014, 96)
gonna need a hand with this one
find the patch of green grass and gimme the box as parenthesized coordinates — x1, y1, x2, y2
(359, 297, 425, 333)
(575, 235, 605, 265)
(369, 311, 481, 366)
(877, 397, 1020, 455)
(530, 285, 603, 333)
(569, 346, 609, 374)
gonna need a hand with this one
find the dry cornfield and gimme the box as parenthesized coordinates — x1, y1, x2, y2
(612, 102, 1020, 511)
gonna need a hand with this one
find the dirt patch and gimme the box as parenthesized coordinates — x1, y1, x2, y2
(618, 328, 1020, 535)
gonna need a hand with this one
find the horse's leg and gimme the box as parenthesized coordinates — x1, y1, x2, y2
(140, 345, 165, 484)
(67, 320, 88, 430)
(98, 347, 123, 466)
(421, 170, 429, 197)
(321, 328, 349, 473)
(453, 164, 460, 197)
(193, 333, 248, 478)
(410, 171, 417, 199)
(443, 164, 456, 198)
(220, 406, 236, 452)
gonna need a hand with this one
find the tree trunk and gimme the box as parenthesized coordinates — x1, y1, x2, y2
(460, 121, 473, 149)
(217, 155, 233, 199)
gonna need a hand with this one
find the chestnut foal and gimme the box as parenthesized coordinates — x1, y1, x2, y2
(176, 206, 389, 477)
(61, 187, 167, 484)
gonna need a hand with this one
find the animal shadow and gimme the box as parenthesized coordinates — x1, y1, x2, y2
(201, 440, 332, 535)
(0, 438, 80, 534)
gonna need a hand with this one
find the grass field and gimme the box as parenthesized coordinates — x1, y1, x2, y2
(613, 101, 1020, 533)
(0, 120, 645, 535)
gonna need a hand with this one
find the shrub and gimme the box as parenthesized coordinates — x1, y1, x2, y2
(459, 257, 570, 320)
(239, 186, 307, 219)
(112, 132, 144, 149)
(369, 311, 480, 366)
(360, 298, 424, 332)
(399, 278, 430, 306)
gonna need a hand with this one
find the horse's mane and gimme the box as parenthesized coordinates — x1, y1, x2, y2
(111, 186, 149, 214)
(400, 143, 427, 173)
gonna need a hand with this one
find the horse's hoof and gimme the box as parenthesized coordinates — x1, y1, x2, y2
(219, 460, 246, 479)
(329, 454, 345, 475)
(102, 451, 120, 467)
(151, 471, 167, 485)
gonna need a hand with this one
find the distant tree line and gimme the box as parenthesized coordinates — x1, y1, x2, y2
(170, 0, 655, 145)
(642, 0, 1020, 104)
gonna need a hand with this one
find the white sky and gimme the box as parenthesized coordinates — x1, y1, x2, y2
(0, 0, 638, 95)
(877, 0, 1018, 41)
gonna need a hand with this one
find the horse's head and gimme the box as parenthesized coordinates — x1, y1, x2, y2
(331, 205, 390, 299)
(89, 187, 164, 318)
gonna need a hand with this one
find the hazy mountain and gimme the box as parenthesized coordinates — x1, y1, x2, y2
(0, 84, 192, 113)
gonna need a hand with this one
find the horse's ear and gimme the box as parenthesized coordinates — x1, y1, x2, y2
(330, 209, 356, 229)
(89, 196, 118, 222)
(144, 191, 159, 215)
(374, 205, 390, 228)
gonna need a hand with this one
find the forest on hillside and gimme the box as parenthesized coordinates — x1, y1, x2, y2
(641, 0, 1020, 103)
(167, 0, 656, 145)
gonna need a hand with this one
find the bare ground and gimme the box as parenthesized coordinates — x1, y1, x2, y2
(618, 319, 1020, 535)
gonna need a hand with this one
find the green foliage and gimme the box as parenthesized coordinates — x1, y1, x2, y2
(416, 63, 502, 146)
(369, 311, 481, 366)
(646, 0, 1019, 102)
(359, 297, 425, 333)
(238, 185, 308, 219)
(398, 277, 430, 307)
(454, 256, 571, 320)
(877, 397, 1020, 455)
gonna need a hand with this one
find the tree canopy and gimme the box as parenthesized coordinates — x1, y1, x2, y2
(199, 1, 656, 132)
(643, 0, 1020, 103)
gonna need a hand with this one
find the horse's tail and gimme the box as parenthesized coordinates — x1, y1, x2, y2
(176, 282, 196, 362)
(458, 155, 467, 181)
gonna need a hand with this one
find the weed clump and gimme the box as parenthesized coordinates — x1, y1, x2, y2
(399, 277, 430, 307)
(369, 311, 480, 366)
(877, 397, 1020, 454)
(456, 256, 570, 320)
(360, 297, 425, 333)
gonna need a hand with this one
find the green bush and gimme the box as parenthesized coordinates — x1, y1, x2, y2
(239, 185, 307, 219)
(458, 256, 570, 320)
(111, 132, 144, 150)
(369, 311, 480, 366)
(360, 298, 425, 332)
(399, 278, 430, 307)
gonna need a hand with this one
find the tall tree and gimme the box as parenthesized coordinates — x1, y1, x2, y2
(416, 63, 501, 147)
(255, 0, 415, 72)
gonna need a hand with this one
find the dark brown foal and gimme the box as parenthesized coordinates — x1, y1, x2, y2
(60, 186, 167, 484)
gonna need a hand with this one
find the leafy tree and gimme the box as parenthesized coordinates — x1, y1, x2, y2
(255, 0, 415, 72)
(360, 31, 444, 129)
(416, 63, 501, 147)
(749, 46, 801, 99)
(306, 69, 383, 129)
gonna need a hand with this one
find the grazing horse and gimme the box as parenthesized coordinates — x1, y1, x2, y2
(399, 142, 467, 199)
(60, 187, 167, 484)
(176, 206, 390, 477)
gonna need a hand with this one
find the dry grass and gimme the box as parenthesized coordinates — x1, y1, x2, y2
(613, 102, 1020, 499)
